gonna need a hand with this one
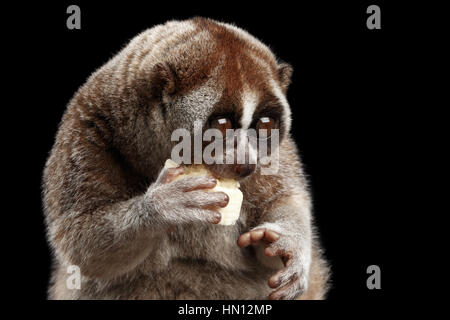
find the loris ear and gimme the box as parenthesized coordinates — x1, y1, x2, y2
(277, 63, 293, 94)
(149, 62, 177, 99)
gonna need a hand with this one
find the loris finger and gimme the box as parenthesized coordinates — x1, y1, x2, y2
(160, 167, 185, 184)
(178, 176, 217, 192)
(237, 229, 264, 247)
(264, 246, 293, 260)
(204, 209, 222, 224)
(264, 230, 281, 242)
(184, 207, 222, 224)
(237, 229, 280, 248)
(265, 247, 294, 266)
(184, 190, 229, 209)
(269, 274, 299, 300)
(268, 259, 294, 288)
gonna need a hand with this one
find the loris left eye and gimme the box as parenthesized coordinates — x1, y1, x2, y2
(210, 117, 233, 136)
(255, 117, 278, 138)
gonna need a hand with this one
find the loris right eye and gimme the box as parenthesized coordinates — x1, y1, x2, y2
(210, 118, 233, 136)
(255, 116, 277, 139)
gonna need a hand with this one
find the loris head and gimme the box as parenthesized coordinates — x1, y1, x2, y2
(107, 18, 293, 180)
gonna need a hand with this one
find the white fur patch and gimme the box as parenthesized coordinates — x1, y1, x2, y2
(240, 90, 259, 129)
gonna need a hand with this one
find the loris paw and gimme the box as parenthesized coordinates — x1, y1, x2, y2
(237, 228, 310, 300)
(146, 166, 229, 225)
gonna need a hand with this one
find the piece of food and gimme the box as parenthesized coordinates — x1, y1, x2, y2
(164, 159, 243, 225)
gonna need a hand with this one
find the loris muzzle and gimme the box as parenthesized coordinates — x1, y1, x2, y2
(42, 17, 330, 300)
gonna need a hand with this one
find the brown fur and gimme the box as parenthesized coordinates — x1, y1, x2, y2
(43, 18, 330, 300)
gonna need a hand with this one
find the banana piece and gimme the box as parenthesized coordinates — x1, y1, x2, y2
(164, 159, 243, 225)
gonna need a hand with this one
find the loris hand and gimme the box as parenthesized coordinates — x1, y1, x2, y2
(237, 228, 309, 300)
(146, 166, 229, 225)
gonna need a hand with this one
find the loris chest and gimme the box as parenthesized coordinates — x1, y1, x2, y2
(166, 204, 260, 268)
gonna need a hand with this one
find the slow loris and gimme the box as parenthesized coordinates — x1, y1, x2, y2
(43, 17, 330, 300)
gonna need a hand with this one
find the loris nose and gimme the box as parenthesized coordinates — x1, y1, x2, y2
(234, 163, 256, 178)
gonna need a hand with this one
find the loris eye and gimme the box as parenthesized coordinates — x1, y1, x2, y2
(255, 117, 277, 138)
(210, 118, 233, 136)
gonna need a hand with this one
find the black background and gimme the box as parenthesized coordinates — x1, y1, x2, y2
(7, 0, 421, 309)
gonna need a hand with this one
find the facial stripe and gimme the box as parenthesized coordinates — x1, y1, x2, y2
(240, 90, 259, 129)
(243, 52, 291, 135)
(269, 79, 291, 135)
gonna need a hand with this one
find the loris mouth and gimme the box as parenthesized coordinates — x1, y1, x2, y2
(205, 163, 256, 181)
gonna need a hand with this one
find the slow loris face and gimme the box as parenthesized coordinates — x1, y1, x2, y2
(148, 18, 293, 180)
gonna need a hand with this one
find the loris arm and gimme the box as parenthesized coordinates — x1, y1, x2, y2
(44, 139, 227, 280)
(237, 192, 312, 300)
